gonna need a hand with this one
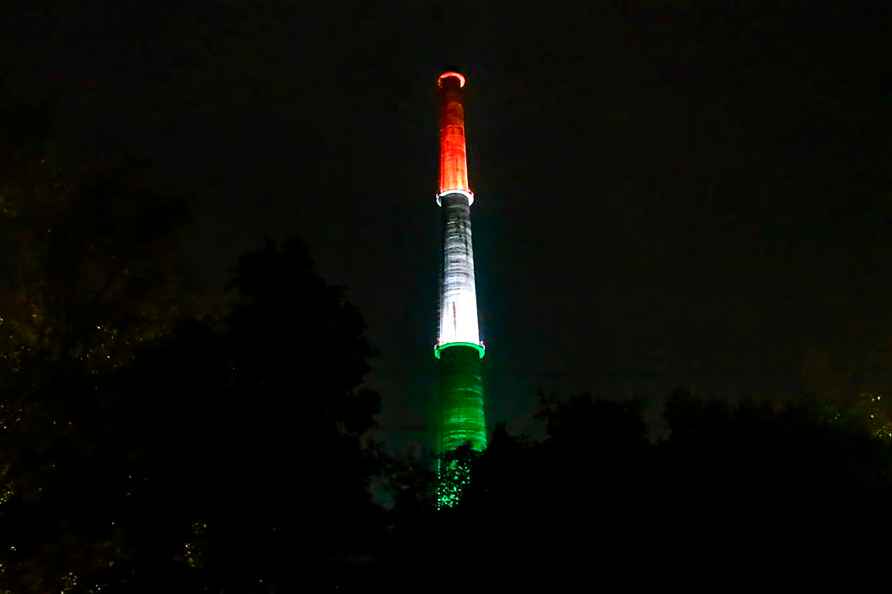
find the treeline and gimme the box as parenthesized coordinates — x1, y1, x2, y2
(382, 391, 892, 590)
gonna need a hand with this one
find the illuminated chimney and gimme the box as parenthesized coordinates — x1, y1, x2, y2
(432, 70, 487, 508)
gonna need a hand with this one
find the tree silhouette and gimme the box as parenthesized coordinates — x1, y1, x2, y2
(0, 238, 383, 593)
(381, 389, 892, 590)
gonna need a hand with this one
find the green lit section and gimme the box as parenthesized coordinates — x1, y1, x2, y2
(434, 341, 485, 360)
(435, 345, 487, 509)
(436, 345, 487, 453)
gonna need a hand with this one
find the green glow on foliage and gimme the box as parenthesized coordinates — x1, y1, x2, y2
(434, 341, 485, 360)
(436, 457, 473, 510)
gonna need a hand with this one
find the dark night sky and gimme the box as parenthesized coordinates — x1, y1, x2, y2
(4, 2, 892, 448)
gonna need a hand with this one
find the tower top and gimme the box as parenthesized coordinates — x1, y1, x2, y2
(437, 71, 467, 88)
(436, 70, 473, 204)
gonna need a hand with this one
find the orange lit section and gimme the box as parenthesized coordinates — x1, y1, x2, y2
(438, 71, 472, 201)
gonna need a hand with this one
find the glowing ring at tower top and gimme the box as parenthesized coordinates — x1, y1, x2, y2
(437, 71, 467, 88)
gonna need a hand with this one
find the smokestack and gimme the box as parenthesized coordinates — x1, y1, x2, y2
(432, 70, 488, 509)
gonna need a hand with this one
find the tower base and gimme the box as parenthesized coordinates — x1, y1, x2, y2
(435, 344, 487, 509)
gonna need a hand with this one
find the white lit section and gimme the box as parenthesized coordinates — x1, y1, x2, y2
(437, 193, 482, 346)
(438, 283, 481, 345)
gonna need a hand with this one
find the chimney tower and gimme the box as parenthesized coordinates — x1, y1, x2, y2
(433, 71, 487, 508)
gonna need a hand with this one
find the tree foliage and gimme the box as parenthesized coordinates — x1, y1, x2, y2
(382, 391, 892, 590)
(0, 238, 382, 593)
(0, 98, 192, 377)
